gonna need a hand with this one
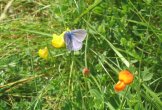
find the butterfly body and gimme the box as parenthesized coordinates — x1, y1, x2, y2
(64, 29, 87, 51)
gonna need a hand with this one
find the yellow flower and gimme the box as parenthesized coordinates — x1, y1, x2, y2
(51, 32, 65, 48)
(38, 47, 48, 59)
(51, 28, 70, 48)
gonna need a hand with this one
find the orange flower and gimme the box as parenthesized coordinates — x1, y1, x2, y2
(119, 70, 134, 85)
(114, 70, 134, 92)
(82, 68, 90, 76)
(114, 81, 126, 92)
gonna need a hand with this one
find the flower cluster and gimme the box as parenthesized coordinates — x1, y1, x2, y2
(114, 70, 134, 92)
(38, 29, 69, 60)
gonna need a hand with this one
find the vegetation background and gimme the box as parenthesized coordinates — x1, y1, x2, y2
(0, 0, 162, 109)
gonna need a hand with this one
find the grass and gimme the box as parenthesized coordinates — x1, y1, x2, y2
(0, 0, 162, 109)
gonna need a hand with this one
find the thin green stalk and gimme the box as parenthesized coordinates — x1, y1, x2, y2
(119, 87, 129, 110)
(84, 35, 88, 67)
(74, 0, 102, 24)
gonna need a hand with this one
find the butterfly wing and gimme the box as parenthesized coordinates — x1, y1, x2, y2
(71, 29, 87, 42)
(64, 32, 73, 51)
(71, 35, 83, 51)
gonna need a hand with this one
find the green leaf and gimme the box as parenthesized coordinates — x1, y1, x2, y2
(89, 89, 104, 109)
(141, 67, 153, 81)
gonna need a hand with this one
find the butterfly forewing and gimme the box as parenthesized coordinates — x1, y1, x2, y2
(71, 29, 87, 42)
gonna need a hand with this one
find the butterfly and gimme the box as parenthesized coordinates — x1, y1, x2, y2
(64, 29, 87, 51)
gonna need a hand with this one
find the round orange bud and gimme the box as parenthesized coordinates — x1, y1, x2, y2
(119, 70, 134, 85)
(82, 68, 90, 76)
(114, 81, 126, 92)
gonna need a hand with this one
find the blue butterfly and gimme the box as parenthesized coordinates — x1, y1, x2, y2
(64, 29, 87, 51)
